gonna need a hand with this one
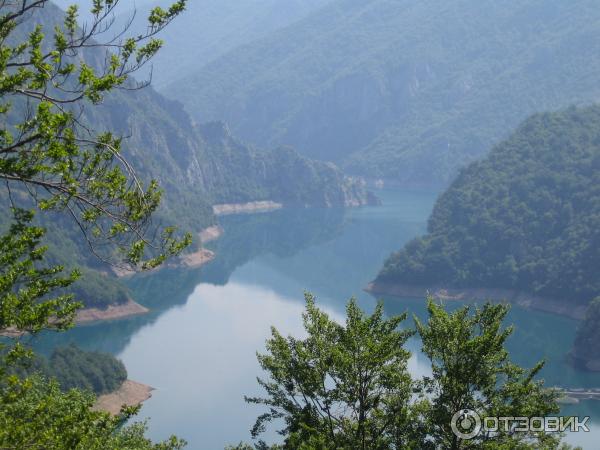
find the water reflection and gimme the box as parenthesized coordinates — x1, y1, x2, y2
(30, 206, 350, 356)
(124, 282, 346, 448)
(200, 207, 347, 286)
(26, 190, 598, 448)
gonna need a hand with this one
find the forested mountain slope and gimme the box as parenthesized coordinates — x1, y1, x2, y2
(376, 105, 600, 304)
(166, 0, 600, 185)
(56, 0, 331, 88)
(91, 89, 372, 228)
(1, 1, 371, 310)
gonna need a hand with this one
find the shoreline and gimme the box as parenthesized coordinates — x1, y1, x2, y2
(93, 380, 154, 415)
(199, 225, 223, 243)
(555, 387, 600, 404)
(176, 225, 223, 267)
(67, 226, 224, 328)
(0, 327, 25, 338)
(177, 247, 215, 269)
(76, 298, 150, 324)
(1, 299, 150, 337)
(213, 200, 283, 216)
(113, 226, 222, 278)
(365, 281, 587, 321)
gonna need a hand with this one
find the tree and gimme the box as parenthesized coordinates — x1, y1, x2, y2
(1, 0, 191, 270)
(0, 1, 190, 448)
(0, 209, 79, 336)
(0, 211, 186, 449)
(415, 299, 561, 449)
(10, 343, 129, 395)
(245, 295, 565, 449)
(245, 292, 417, 449)
(0, 375, 186, 449)
(0, 209, 80, 380)
(377, 106, 600, 304)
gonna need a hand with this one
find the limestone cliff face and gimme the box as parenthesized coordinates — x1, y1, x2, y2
(25, 2, 375, 237)
(196, 121, 376, 208)
(168, 0, 600, 185)
(91, 79, 376, 233)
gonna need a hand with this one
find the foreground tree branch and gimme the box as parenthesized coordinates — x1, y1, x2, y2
(0, 0, 191, 269)
(0, 2, 190, 448)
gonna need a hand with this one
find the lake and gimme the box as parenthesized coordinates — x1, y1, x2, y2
(32, 189, 598, 449)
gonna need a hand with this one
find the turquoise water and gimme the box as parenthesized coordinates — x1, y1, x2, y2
(31, 190, 598, 448)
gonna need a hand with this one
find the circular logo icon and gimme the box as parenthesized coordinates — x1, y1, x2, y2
(451, 409, 482, 440)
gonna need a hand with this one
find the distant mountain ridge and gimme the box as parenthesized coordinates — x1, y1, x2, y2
(164, 0, 600, 186)
(54, 0, 332, 89)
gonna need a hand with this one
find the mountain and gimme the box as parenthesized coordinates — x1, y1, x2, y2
(164, 0, 600, 186)
(91, 88, 374, 228)
(55, 0, 332, 89)
(1, 1, 373, 310)
(374, 105, 600, 306)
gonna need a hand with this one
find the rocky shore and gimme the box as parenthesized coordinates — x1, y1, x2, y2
(555, 387, 600, 404)
(365, 281, 588, 320)
(112, 226, 223, 279)
(75, 299, 149, 324)
(199, 225, 223, 243)
(212, 200, 283, 215)
(93, 380, 154, 415)
(0, 299, 149, 337)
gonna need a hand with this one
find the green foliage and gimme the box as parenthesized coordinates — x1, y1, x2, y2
(16, 344, 128, 395)
(225, 443, 257, 450)
(415, 300, 560, 449)
(378, 106, 600, 303)
(0, 212, 182, 448)
(0, 0, 191, 269)
(0, 375, 186, 449)
(246, 293, 414, 449)
(0, 209, 80, 335)
(168, 0, 600, 185)
(246, 294, 561, 449)
(49, 345, 127, 394)
(68, 269, 129, 308)
(0, 2, 190, 448)
(0, 196, 130, 309)
(0, 209, 81, 393)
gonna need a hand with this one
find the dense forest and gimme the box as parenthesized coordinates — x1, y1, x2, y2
(0, 200, 131, 309)
(377, 105, 600, 304)
(166, 0, 600, 186)
(13, 345, 127, 395)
